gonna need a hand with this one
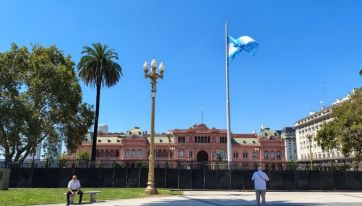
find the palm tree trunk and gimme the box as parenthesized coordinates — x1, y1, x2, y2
(91, 82, 101, 161)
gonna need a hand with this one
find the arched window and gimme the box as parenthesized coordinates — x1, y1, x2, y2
(100, 149, 104, 157)
(162, 149, 167, 157)
(252, 152, 258, 159)
(264, 151, 269, 160)
(276, 151, 281, 160)
(125, 149, 130, 158)
(116, 150, 119, 157)
(110, 149, 114, 157)
(131, 149, 136, 157)
(105, 149, 110, 157)
(137, 149, 142, 157)
(270, 151, 275, 160)
(179, 149, 184, 158)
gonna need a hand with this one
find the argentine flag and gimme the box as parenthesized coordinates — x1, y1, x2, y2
(228, 35, 258, 62)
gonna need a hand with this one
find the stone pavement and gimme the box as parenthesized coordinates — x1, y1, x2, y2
(38, 191, 362, 206)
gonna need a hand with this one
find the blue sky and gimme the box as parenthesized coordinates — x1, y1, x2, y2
(0, 0, 361, 134)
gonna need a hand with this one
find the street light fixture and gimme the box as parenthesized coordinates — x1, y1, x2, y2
(144, 58, 164, 195)
(307, 134, 313, 170)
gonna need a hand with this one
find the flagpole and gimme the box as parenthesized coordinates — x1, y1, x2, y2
(225, 22, 232, 165)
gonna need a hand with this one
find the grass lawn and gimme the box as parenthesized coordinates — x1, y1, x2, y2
(0, 188, 181, 206)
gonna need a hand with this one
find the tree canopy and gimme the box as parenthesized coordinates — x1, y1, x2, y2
(316, 88, 362, 160)
(0, 44, 94, 162)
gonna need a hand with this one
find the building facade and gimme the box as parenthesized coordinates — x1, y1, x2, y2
(75, 124, 286, 168)
(294, 90, 354, 161)
(281, 127, 297, 161)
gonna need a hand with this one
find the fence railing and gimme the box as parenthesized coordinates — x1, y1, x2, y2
(1, 158, 361, 171)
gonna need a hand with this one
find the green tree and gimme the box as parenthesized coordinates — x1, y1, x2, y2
(77, 43, 122, 161)
(0, 44, 94, 163)
(76, 151, 90, 161)
(316, 88, 362, 162)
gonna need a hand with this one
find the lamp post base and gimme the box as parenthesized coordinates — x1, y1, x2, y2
(144, 186, 158, 195)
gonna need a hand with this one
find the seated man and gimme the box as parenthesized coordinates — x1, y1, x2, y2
(66, 175, 83, 205)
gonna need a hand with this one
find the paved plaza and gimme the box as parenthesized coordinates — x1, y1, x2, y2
(38, 191, 362, 206)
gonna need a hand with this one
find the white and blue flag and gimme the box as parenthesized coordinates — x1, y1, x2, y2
(228, 35, 258, 61)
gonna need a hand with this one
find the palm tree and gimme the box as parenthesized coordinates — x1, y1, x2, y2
(78, 43, 122, 161)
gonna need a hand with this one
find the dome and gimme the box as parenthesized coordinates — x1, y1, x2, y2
(259, 127, 280, 139)
(127, 127, 145, 137)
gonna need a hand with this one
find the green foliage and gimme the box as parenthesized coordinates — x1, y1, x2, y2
(0, 44, 94, 162)
(78, 43, 123, 88)
(287, 161, 298, 170)
(76, 151, 90, 161)
(112, 162, 126, 168)
(58, 152, 69, 168)
(316, 88, 362, 160)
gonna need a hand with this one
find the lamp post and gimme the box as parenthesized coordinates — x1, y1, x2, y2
(307, 134, 313, 170)
(144, 58, 164, 195)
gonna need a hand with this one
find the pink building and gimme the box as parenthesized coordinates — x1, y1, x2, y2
(75, 124, 285, 168)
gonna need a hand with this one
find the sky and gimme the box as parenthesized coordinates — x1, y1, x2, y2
(0, 0, 361, 134)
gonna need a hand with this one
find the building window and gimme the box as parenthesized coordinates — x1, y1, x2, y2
(276, 151, 281, 160)
(243, 152, 248, 159)
(108, 139, 111, 143)
(96, 149, 99, 157)
(117, 140, 120, 143)
(178, 136, 185, 143)
(98, 139, 101, 142)
(270, 151, 275, 160)
(220, 137, 227, 143)
(179, 149, 184, 158)
(252, 152, 258, 159)
(189, 150, 193, 158)
(264, 151, 269, 160)
(194, 136, 211, 143)
(233, 152, 238, 158)
(116, 150, 119, 157)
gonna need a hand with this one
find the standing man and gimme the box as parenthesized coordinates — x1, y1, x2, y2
(66, 175, 83, 205)
(252, 166, 270, 205)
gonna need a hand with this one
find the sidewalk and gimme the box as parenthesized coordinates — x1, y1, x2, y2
(37, 191, 362, 206)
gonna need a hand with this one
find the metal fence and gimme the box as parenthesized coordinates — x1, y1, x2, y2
(1, 159, 361, 171)
(7, 167, 362, 190)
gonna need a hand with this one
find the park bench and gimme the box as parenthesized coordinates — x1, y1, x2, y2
(64, 191, 101, 204)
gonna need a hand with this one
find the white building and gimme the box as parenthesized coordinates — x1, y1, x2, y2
(294, 90, 354, 161)
(98, 124, 109, 134)
(281, 127, 297, 161)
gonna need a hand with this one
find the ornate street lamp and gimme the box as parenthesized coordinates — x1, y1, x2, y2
(307, 134, 313, 170)
(144, 58, 164, 195)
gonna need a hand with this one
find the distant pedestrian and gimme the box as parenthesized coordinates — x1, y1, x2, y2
(252, 166, 270, 205)
(66, 175, 83, 205)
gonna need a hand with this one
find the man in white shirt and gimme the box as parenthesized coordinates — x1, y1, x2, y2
(251, 166, 270, 206)
(66, 175, 83, 205)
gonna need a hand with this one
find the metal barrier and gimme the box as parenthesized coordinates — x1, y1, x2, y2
(1, 159, 361, 171)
